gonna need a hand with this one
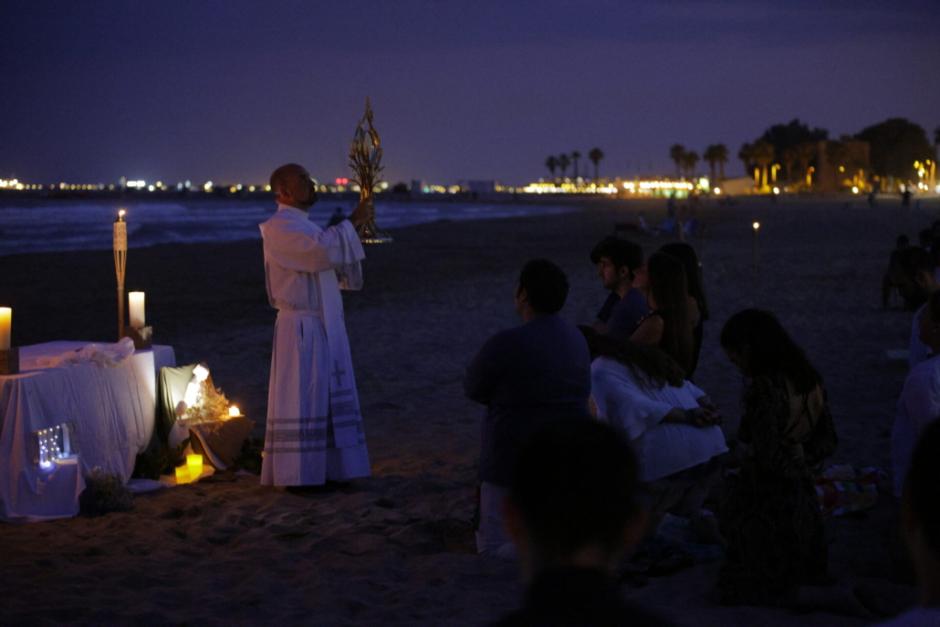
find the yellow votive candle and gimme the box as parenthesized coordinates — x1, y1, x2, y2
(0, 307, 10, 351)
(187, 454, 203, 477)
(175, 465, 190, 484)
(128, 292, 146, 328)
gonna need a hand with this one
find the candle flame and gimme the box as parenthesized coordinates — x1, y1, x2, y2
(752, 221, 760, 230)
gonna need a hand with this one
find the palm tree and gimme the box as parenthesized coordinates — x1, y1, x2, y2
(571, 151, 581, 179)
(669, 144, 686, 178)
(682, 151, 700, 178)
(545, 155, 558, 179)
(752, 141, 775, 189)
(588, 147, 604, 181)
(738, 142, 756, 186)
(714, 144, 728, 180)
(703, 144, 728, 182)
(557, 153, 571, 179)
(795, 142, 817, 189)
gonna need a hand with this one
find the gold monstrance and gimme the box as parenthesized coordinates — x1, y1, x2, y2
(349, 98, 392, 244)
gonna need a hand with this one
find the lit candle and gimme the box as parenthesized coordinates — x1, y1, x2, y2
(128, 291, 146, 328)
(187, 453, 203, 478)
(113, 209, 127, 246)
(0, 307, 10, 351)
(175, 465, 190, 484)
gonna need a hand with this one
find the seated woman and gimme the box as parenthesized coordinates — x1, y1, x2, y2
(585, 329, 727, 531)
(893, 289, 940, 498)
(631, 251, 697, 377)
(718, 309, 837, 607)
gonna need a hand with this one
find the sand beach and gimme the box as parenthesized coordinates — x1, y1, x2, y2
(0, 194, 935, 625)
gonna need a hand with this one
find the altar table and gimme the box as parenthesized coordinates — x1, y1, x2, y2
(0, 341, 176, 521)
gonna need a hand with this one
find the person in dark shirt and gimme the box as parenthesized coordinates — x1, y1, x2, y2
(493, 420, 672, 626)
(590, 236, 650, 339)
(466, 259, 592, 557)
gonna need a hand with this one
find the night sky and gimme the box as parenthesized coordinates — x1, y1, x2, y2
(2, 0, 938, 185)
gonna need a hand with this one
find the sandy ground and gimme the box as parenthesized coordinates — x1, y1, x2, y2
(1, 194, 936, 625)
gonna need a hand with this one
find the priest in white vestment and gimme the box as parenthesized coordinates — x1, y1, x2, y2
(259, 163, 371, 486)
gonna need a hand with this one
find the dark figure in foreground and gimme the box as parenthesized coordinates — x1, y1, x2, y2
(718, 309, 837, 606)
(875, 420, 940, 626)
(466, 259, 591, 557)
(494, 420, 671, 626)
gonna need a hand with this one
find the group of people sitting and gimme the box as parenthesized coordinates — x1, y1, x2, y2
(466, 234, 940, 624)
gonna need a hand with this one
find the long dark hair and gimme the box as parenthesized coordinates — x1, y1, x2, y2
(659, 242, 708, 321)
(581, 326, 686, 389)
(720, 309, 822, 394)
(647, 252, 693, 374)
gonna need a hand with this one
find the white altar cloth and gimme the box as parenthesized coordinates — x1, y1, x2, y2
(0, 341, 175, 521)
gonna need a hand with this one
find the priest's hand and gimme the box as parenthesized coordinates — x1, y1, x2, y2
(349, 199, 370, 228)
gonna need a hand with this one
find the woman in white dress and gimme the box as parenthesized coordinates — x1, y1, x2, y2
(584, 329, 728, 529)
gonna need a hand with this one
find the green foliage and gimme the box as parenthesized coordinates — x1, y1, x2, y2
(183, 380, 231, 424)
(758, 118, 828, 161)
(856, 118, 933, 180)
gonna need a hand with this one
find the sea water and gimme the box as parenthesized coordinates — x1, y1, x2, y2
(0, 197, 576, 256)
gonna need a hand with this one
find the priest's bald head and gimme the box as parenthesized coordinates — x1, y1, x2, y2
(270, 163, 318, 210)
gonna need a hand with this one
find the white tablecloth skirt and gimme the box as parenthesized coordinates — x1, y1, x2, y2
(0, 342, 175, 521)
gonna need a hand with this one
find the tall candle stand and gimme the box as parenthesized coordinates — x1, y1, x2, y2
(114, 209, 127, 340)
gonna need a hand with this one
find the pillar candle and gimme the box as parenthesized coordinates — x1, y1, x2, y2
(187, 453, 203, 477)
(128, 292, 145, 328)
(175, 465, 190, 484)
(0, 307, 10, 350)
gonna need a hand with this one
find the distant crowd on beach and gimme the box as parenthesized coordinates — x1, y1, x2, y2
(464, 229, 940, 625)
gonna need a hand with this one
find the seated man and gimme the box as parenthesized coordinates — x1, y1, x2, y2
(590, 236, 650, 339)
(495, 420, 671, 626)
(465, 259, 591, 557)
